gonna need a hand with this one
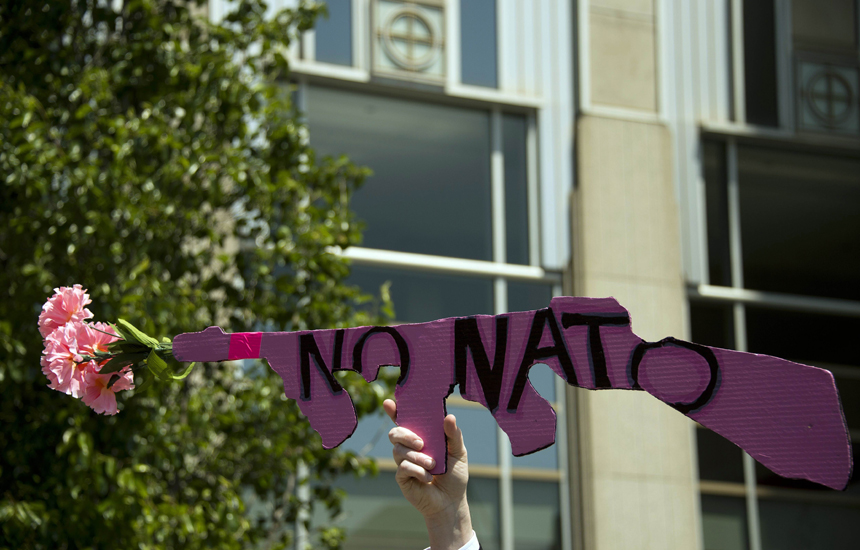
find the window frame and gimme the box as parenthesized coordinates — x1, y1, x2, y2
(691, 135, 860, 550)
(295, 77, 571, 550)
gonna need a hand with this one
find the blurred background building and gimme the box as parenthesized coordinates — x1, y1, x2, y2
(209, 0, 860, 548)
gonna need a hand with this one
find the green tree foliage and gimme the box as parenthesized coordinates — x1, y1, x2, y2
(0, 1, 391, 547)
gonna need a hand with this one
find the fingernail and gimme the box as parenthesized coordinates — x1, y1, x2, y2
(414, 438, 423, 448)
(425, 458, 435, 469)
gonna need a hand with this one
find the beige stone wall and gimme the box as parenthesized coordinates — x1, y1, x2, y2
(570, 114, 700, 550)
(589, 0, 658, 112)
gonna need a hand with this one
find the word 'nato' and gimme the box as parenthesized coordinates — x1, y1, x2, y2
(173, 297, 852, 490)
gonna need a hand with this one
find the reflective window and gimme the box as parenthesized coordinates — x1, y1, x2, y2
(701, 495, 749, 550)
(738, 147, 860, 301)
(307, 86, 493, 260)
(341, 410, 394, 459)
(508, 281, 553, 313)
(314, 0, 352, 66)
(697, 427, 745, 484)
(703, 140, 732, 287)
(695, 140, 860, 550)
(335, 473, 430, 550)
(447, 405, 499, 466)
(348, 265, 494, 323)
(468, 477, 502, 550)
(792, 0, 857, 52)
(759, 500, 860, 550)
(743, 0, 778, 126)
(744, 307, 860, 368)
(504, 114, 530, 265)
(689, 302, 735, 350)
(460, 0, 497, 88)
(513, 481, 561, 550)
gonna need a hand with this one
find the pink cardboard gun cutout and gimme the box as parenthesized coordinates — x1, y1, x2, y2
(173, 296, 853, 490)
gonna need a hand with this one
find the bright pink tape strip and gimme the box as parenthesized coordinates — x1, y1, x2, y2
(228, 332, 262, 360)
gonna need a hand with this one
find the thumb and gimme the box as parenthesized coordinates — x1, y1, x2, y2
(444, 414, 467, 461)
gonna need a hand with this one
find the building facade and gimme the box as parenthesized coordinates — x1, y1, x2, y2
(210, 1, 860, 548)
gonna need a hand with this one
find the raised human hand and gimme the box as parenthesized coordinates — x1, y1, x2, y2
(384, 398, 472, 550)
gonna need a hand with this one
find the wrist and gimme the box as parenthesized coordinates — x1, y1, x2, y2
(424, 498, 472, 550)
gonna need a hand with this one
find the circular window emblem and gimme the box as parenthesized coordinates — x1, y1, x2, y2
(380, 7, 441, 72)
(805, 69, 855, 126)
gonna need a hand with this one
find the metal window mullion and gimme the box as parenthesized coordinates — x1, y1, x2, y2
(495, 277, 510, 550)
(527, 113, 541, 267)
(551, 282, 574, 550)
(446, 0, 461, 90)
(352, 0, 365, 69)
(727, 138, 762, 550)
(731, 0, 746, 123)
(495, 276, 513, 550)
(491, 105, 514, 550)
(774, 0, 794, 131)
(491, 107, 507, 266)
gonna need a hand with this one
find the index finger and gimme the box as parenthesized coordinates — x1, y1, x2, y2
(383, 398, 397, 423)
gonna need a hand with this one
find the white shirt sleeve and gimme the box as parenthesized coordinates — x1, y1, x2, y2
(423, 531, 480, 550)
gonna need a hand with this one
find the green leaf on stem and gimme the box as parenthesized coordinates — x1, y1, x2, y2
(117, 319, 159, 348)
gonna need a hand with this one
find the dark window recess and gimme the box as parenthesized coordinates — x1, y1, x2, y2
(702, 141, 732, 287)
(460, 0, 498, 88)
(697, 427, 746, 483)
(690, 302, 735, 350)
(314, 0, 352, 66)
(833, 376, 860, 432)
(503, 114, 530, 265)
(738, 147, 860, 301)
(745, 307, 860, 368)
(348, 265, 494, 324)
(743, 0, 779, 126)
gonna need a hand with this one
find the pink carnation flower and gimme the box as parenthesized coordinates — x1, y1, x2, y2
(38, 285, 94, 338)
(76, 321, 119, 356)
(81, 364, 135, 415)
(41, 323, 86, 397)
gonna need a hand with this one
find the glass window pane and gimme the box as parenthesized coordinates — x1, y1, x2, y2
(334, 473, 430, 550)
(703, 140, 732, 287)
(469, 477, 501, 550)
(756, 440, 860, 495)
(745, 307, 860, 368)
(340, 410, 394, 460)
(522, 363, 556, 404)
(507, 281, 553, 313)
(308, 86, 493, 260)
(460, 0, 497, 88)
(697, 427, 745, 483)
(691, 302, 736, 349)
(512, 481, 561, 550)
(314, 0, 352, 66)
(759, 500, 860, 550)
(743, 0, 778, 126)
(701, 495, 749, 550)
(738, 147, 860, 301)
(503, 114, 529, 265)
(349, 265, 494, 323)
(447, 405, 498, 465)
(832, 375, 860, 432)
(792, 0, 856, 52)
(511, 429, 558, 469)
(690, 302, 735, 350)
